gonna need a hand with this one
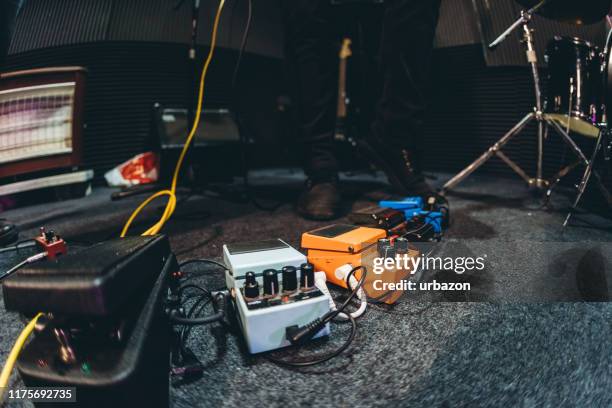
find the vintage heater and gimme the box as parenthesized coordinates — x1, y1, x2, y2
(0, 67, 92, 197)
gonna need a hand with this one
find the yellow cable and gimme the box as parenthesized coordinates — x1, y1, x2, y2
(121, 0, 226, 238)
(0, 313, 43, 400)
(0, 0, 227, 396)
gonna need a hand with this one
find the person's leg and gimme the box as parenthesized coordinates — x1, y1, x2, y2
(283, 0, 338, 181)
(282, 0, 342, 219)
(0, 0, 24, 66)
(361, 0, 441, 195)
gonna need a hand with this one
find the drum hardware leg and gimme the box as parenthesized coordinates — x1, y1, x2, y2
(547, 118, 589, 164)
(536, 119, 545, 183)
(562, 130, 612, 227)
(528, 113, 549, 190)
(546, 118, 612, 203)
(495, 151, 532, 185)
(546, 119, 612, 204)
(604, 129, 612, 161)
(543, 160, 581, 208)
(442, 113, 535, 192)
(563, 130, 606, 227)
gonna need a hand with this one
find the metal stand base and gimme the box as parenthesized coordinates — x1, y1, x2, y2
(442, 113, 601, 193)
(442, 113, 535, 191)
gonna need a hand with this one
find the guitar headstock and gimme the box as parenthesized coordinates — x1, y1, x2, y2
(339, 38, 352, 60)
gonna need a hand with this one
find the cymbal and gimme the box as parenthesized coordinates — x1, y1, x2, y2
(516, 0, 611, 25)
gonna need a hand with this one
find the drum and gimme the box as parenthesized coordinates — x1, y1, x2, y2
(545, 36, 604, 125)
(605, 30, 612, 129)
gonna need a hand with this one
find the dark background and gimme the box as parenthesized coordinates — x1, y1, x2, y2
(3, 0, 609, 184)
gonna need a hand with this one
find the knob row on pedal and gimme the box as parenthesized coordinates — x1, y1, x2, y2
(243, 263, 315, 299)
(377, 237, 409, 258)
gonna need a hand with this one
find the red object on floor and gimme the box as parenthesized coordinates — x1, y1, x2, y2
(105, 152, 159, 187)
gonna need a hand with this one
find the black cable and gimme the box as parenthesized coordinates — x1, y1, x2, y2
(0, 258, 29, 281)
(328, 266, 367, 322)
(266, 266, 366, 367)
(180, 295, 216, 356)
(230, 0, 283, 212)
(169, 292, 226, 326)
(266, 315, 357, 367)
(181, 295, 214, 354)
(169, 258, 228, 326)
(178, 284, 211, 297)
(0, 239, 35, 254)
(172, 259, 229, 358)
(230, 0, 253, 96)
(179, 258, 228, 284)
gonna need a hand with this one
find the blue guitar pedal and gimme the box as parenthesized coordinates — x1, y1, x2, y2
(379, 197, 423, 210)
(378, 197, 445, 234)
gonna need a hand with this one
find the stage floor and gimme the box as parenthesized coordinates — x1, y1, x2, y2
(1, 170, 612, 407)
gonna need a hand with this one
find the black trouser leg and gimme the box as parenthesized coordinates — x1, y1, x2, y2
(372, 0, 441, 174)
(282, 0, 339, 181)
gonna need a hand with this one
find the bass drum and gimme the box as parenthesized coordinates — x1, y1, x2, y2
(604, 30, 612, 180)
(545, 36, 604, 125)
(605, 30, 612, 129)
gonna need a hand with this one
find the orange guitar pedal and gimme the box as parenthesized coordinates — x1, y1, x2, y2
(301, 224, 386, 288)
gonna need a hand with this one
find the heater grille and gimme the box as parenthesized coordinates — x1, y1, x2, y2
(0, 82, 75, 165)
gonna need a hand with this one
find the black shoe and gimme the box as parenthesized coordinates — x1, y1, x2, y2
(297, 179, 342, 221)
(0, 219, 18, 246)
(358, 134, 433, 197)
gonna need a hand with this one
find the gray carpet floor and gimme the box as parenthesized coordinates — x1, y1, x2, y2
(1, 170, 612, 407)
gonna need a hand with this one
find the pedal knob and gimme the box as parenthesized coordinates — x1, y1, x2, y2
(377, 238, 391, 256)
(395, 237, 409, 253)
(244, 271, 260, 299)
(300, 263, 315, 288)
(282, 266, 298, 292)
(383, 246, 396, 260)
(263, 269, 279, 296)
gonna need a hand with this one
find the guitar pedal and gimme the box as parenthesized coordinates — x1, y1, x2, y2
(379, 196, 447, 234)
(3, 236, 174, 407)
(223, 239, 331, 354)
(349, 206, 405, 230)
(301, 224, 386, 288)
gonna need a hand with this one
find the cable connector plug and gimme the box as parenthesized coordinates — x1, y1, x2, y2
(0, 252, 47, 281)
(25, 252, 47, 264)
(285, 317, 327, 345)
(171, 347, 204, 378)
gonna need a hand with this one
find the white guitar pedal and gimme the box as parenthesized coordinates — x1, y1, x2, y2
(223, 239, 331, 354)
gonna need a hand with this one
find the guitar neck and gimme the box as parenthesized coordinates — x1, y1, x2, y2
(337, 58, 348, 119)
